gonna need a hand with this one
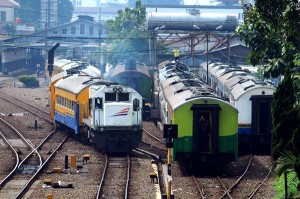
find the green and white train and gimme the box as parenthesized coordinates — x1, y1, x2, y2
(158, 60, 238, 172)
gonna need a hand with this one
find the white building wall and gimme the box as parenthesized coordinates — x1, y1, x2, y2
(0, 7, 15, 23)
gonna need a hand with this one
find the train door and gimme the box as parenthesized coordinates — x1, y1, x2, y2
(191, 104, 221, 153)
(250, 95, 273, 154)
(198, 112, 211, 152)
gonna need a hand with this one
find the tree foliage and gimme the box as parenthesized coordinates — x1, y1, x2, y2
(16, 0, 73, 29)
(16, 0, 40, 27)
(18, 75, 39, 87)
(105, 0, 149, 65)
(237, 0, 300, 179)
(237, 1, 300, 77)
(272, 75, 300, 159)
(3, 24, 16, 35)
(57, 0, 74, 25)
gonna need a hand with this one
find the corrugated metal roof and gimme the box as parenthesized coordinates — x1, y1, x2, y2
(54, 57, 101, 78)
(201, 61, 275, 101)
(55, 75, 95, 94)
(0, 0, 19, 7)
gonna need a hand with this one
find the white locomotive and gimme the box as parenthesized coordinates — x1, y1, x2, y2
(51, 74, 143, 153)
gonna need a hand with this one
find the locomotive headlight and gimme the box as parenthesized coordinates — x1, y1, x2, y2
(117, 87, 123, 92)
(113, 87, 117, 92)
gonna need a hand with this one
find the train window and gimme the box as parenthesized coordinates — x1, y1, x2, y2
(71, 101, 75, 111)
(67, 99, 71, 110)
(66, 99, 68, 109)
(55, 96, 59, 105)
(89, 98, 92, 110)
(65, 98, 68, 108)
(63, 98, 66, 108)
(105, 93, 116, 101)
(57, 96, 62, 106)
(119, 93, 129, 101)
(133, 98, 140, 111)
(95, 98, 103, 109)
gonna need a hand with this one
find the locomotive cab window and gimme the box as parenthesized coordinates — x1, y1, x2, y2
(133, 98, 140, 111)
(89, 98, 92, 110)
(95, 97, 103, 109)
(119, 93, 129, 101)
(105, 93, 116, 102)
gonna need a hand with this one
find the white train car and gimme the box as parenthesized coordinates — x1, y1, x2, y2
(199, 61, 275, 154)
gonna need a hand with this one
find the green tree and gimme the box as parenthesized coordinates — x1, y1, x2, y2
(57, 0, 74, 25)
(18, 75, 39, 87)
(16, 0, 40, 28)
(237, 0, 300, 178)
(105, 0, 149, 65)
(16, 0, 73, 29)
(3, 24, 16, 35)
(272, 75, 300, 159)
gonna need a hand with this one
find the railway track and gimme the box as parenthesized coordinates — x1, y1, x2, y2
(218, 155, 273, 199)
(97, 155, 130, 199)
(0, 117, 68, 199)
(143, 122, 167, 153)
(218, 155, 253, 199)
(213, 155, 273, 199)
(0, 77, 16, 87)
(190, 155, 273, 199)
(0, 90, 51, 122)
(191, 156, 252, 199)
(193, 174, 229, 199)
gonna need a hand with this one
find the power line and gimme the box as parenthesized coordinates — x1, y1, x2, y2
(14, 4, 73, 21)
